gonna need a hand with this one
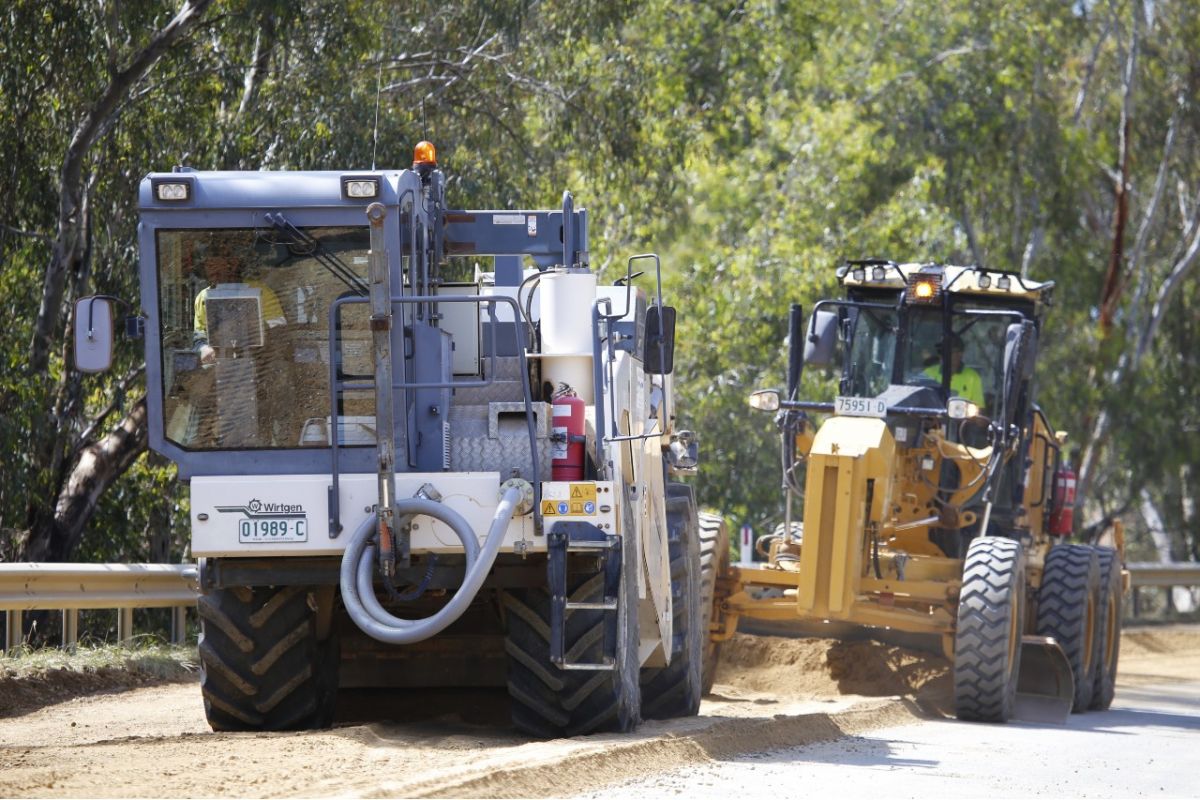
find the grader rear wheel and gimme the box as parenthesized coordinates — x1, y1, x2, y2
(198, 585, 339, 731)
(697, 511, 728, 695)
(1089, 547, 1122, 710)
(1036, 544, 1101, 712)
(953, 536, 1026, 722)
(639, 483, 703, 719)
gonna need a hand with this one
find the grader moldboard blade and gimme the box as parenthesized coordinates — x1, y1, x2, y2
(1014, 635, 1074, 724)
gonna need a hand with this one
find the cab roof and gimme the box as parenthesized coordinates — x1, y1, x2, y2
(138, 169, 413, 210)
(836, 261, 1055, 305)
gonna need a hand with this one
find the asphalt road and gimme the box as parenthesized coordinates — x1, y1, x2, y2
(577, 679, 1200, 799)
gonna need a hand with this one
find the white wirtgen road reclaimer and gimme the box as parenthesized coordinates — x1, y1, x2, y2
(77, 141, 721, 736)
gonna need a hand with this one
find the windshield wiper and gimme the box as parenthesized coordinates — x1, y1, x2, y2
(262, 212, 369, 296)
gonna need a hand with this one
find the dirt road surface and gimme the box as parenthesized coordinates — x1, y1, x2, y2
(577, 627, 1200, 799)
(0, 626, 1194, 798)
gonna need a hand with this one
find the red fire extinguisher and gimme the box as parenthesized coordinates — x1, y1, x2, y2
(552, 385, 586, 481)
(1049, 465, 1076, 536)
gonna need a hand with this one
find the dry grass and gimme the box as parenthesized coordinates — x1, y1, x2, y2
(1, 640, 198, 682)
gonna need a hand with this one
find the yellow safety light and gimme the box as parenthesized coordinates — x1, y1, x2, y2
(413, 140, 438, 168)
(906, 273, 942, 304)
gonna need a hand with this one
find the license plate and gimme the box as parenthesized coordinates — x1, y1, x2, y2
(239, 518, 308, 543)
(834, 396, 887, 418)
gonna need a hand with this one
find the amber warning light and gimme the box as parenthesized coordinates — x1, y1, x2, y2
(907, 274, 942, 304)
(413, 141, 437, 168)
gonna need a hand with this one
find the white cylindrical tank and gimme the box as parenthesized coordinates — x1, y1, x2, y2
(539, 271, 596, 402)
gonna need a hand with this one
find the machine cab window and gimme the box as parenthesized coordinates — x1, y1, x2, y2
(844, 302, 1011, 417)
(156, 226, 372, 450)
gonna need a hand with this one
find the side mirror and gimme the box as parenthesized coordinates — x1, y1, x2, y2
(804, 310, 838, 366)
(74, 296, 115, 373)
(643, 305, 675, 375)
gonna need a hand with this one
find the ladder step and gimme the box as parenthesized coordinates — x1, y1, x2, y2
(565, 600, 617, 611)
(558, 660, 616, 672)
(565, 540, 617, 551)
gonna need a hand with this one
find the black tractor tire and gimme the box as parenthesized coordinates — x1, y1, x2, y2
(697, 511, 728, 695)
(954, 535, 1026, 722)
(1089, 547, 1123, 710)
(639, 483, 703, 719)
(1036, 543, 1101, 712)
(502, 511, 642, 737)
(198, 585, 339, 731)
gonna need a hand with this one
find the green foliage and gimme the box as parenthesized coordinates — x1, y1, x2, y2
(1, 0, 1197, 562)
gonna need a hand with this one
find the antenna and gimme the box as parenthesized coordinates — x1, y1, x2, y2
(421, 99, 428, 142)
(371, 55, 383, 170)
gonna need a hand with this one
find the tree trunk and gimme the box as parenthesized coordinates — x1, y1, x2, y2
(1183, 465, 1197, 563)
(1096, 4, 1139, 335)
(18, 0, 212, 564)
(21, 399, 148, 562)
(29, 0, 214, 373)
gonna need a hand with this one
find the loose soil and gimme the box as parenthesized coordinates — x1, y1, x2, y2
(0, 626, 1192, 798)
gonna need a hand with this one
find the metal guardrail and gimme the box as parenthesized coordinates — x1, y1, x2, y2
(0, 563, 198, 651)
(1125, 562, 1200, 588)
(1, 560, 1196, 652)
(1126, 561, 1200, 619)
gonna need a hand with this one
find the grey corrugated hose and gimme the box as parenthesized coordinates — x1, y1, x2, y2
(339, 486, 521, 644)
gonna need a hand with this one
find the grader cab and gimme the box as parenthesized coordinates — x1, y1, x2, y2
(723, 261, 1124, 723)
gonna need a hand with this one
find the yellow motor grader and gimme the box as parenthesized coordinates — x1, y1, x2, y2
(714, 261, 1125, 723)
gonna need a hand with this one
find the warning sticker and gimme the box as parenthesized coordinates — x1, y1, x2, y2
(493, 214, 525, 225)
(569, 484, 598, 503)
(541, 485, 598, 516)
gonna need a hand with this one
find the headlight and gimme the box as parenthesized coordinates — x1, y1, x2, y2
(152, 179, 191, 201)
(341, 176, 380, 199)
(748, 389, 781, 412)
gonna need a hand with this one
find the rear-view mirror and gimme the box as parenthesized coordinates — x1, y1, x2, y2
(74, 296, 114, 373)
(643, 305, 675, 375)
(804, 310, 838, 366)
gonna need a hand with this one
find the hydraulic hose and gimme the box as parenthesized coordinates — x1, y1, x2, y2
(339, 486, 522, 644)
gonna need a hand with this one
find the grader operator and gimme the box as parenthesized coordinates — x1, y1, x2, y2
(722, 260, 1124, 723)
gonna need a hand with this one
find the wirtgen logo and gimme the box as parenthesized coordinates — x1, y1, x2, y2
(216, 498, 306, 519)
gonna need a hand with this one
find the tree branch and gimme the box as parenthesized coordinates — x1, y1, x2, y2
(1, 224, 52, 244)
(1073, 16, 1113, 125)
(29, 0, 215, 373)
(1136, 199, 1200, 361)
(1097, 1, 1140, 335)
(1125, 99, 1180, 333)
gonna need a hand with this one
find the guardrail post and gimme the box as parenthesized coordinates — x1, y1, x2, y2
(5, 610, 23, 651)
(171, 607, 188, 644)
(1132, 587, 1141, 618)
(118, 607, 134, 645)
(62, 609, 79, 652)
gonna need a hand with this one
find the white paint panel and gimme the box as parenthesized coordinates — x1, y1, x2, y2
(191, 474, 615, 557)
